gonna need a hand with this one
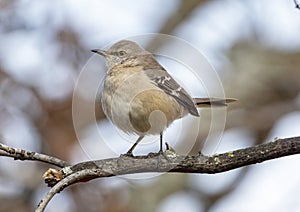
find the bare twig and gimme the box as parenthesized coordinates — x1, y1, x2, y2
(36, 169, 108, 212)
(0, 150, 12, 157)
(294, 0, 300, 9)
(0, 142, 70, 167)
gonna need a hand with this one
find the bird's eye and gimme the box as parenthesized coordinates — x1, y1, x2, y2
(118, 50, 127, 56)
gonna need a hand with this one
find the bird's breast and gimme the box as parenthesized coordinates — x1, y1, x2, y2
(101, 68, 186, 135)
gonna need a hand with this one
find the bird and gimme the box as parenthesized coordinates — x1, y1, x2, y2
(91, 40, 236, 156)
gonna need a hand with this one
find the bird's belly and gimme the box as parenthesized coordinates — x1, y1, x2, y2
(101, 74, 185, 135)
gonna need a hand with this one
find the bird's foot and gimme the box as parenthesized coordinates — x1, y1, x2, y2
(120, 151, 135, 157)
(164, 142, 177, 159)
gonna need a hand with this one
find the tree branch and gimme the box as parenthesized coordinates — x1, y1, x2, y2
(35, 136, 300, 211)
(294, 0, 300, 9)
(1, 137, 299, 211)
(36, 169, 109, 212)
(60, 136, 300, 176)
(0, 142, 70, 168)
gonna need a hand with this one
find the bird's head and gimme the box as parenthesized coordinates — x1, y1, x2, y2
(91, 40, 149, 67)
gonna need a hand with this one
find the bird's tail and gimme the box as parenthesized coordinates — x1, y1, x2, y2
(193, 98, 237, 108)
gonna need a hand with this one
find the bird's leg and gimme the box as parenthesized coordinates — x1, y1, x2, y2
(156, 132, 172, 166)
(159, 132, 163, 153)
(124, 136, 144, 156)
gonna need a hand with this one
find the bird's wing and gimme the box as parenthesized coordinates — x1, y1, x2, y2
(144, 68, 199, 117)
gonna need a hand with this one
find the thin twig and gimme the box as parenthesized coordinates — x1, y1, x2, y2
(0, 150, 12, 157)
(294, 0, 300, 9)
(0, 142, 70, 167)
(36, 169, 110, 212)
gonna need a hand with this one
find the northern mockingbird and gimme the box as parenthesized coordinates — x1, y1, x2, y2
(92, 40, 236, 156)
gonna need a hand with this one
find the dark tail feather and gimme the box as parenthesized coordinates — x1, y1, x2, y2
(193, 98, 237, 108)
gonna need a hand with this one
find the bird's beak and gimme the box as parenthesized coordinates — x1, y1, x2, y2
(91, 49, 107, 57)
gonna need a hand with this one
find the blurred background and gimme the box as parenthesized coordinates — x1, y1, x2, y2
(1, 0, 300, 211)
